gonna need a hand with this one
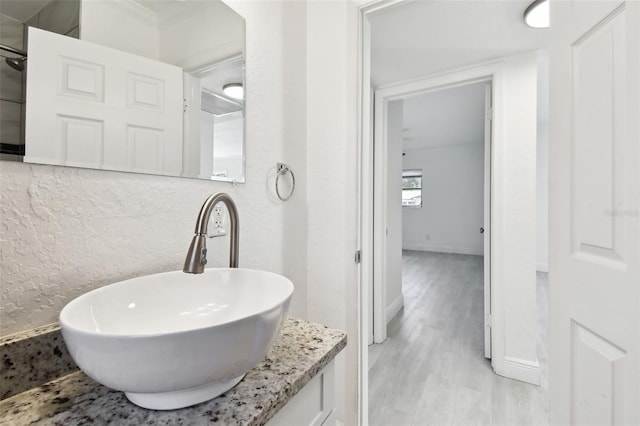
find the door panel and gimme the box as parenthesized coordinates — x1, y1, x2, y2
(57, 115, 104, 168)
(60, 57, 104, 101)
(571, 322, 627, 425)
(127, 125, 166, 174)
(571, 6, 626, 263)
(549, 1, 639, 424)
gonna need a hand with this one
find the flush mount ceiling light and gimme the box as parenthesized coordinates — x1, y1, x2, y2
(524, 0, 550, 29)
(223, 83, 244, 100)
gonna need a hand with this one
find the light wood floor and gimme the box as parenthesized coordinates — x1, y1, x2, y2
(368, 251, 549, 426)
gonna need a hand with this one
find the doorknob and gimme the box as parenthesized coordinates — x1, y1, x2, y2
(480, 227, 484, 234)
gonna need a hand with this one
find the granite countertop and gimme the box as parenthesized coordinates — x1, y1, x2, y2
(0, 318, 347, 426)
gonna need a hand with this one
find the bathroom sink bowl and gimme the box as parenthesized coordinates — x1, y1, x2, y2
(60, 268, 293, 410)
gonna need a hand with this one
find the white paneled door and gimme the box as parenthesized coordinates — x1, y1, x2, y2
(25, 27, 183, 176)
(549, 1, 639, 424)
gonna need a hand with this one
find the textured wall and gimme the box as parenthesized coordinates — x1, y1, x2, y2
(0, 0, 308, 336)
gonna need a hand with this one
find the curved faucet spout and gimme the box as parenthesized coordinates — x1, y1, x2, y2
(184, 193, 239, 273)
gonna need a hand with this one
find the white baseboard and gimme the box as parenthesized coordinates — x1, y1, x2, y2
(499, 356, 541, 385)
(402, 244, 483, 256)
(536, 262, 549, 272)
(386, 295, 404, 324)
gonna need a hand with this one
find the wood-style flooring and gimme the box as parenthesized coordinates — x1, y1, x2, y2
(368, 251, 549, 426)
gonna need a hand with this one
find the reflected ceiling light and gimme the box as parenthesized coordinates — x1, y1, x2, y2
(223, 83, 244, 100)
(524, 0, 549, 29)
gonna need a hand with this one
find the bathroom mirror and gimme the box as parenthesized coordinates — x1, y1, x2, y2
(19, 0, 246, 183)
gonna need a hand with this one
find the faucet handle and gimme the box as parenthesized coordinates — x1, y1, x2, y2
(183, 235, 207, 274)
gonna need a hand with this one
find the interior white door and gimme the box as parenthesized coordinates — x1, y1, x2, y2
(549, 1, 639, 424)
(483, 81, 492, 360)
(26, 27, 183, 175)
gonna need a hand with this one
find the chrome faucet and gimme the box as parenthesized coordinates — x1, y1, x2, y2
(183, 193, 239, 273)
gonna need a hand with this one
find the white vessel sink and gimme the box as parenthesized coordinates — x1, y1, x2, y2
(60, 268, 293, 410)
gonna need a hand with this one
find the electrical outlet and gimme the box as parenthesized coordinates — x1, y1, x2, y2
(425, 234, 430, 240)
(214, 205, 224, 227)
(209, 205, 226, 237)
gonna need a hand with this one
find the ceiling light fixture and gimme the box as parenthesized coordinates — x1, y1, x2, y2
(524, 0, 549, 29)
(223, 83, 244, 100)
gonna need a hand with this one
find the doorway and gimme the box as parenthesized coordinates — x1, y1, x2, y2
(357, 1, 548, 424)
(370, 78, 493, 347)
(369, 71, 497, 351)
(368, 74, 497, 425)
(369, 75, 493, 352)
(369, 80, 496, 425)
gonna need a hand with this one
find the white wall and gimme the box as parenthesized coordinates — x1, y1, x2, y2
(536, 51, 549, 272)
(0, 0, 308, 338)
(386, 100, 404, 321)
(212, 112, 244, 180)
(497, 52, 539, 378)
(306, 1, 358, 424)
(402, 143, 484, 255)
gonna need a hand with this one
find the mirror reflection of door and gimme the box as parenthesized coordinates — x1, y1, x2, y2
(25, 27, 185, 176)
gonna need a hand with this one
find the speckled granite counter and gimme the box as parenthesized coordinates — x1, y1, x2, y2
(0, 318, 347, 426)
(1, 323, 77, 400)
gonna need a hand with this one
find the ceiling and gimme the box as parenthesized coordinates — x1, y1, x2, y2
(402, 82, 486, 150)
(200, 57, 244, 116)
(371, 0, 549, 151)
(136, 0, 237, 27)
(199, 57, 244, 98)
(369, 0, 549, 87)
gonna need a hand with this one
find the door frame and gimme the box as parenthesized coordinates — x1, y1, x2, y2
(356, 2, 513, 414)
(483, 81, 493, 359)
(372, 74, 496, 344)
(355, 4, 404, 425)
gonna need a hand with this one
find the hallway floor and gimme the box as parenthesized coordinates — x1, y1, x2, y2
(368, 251, 549, 426)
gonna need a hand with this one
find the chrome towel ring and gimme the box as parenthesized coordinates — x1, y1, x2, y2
(276, 163, 295, 201)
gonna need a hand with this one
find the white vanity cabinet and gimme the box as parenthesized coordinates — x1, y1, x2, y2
(267, 361, 336, 426)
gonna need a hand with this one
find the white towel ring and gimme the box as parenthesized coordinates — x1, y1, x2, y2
(276, 163, 295, 201)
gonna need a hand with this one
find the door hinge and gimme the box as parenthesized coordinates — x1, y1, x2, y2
(486, 107, 493, 121)
(354, 250, 362, 264)
(183, 99, 188, 112)
(485, 314, 492, 328)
